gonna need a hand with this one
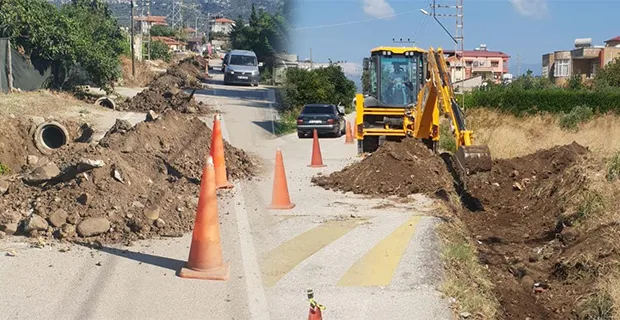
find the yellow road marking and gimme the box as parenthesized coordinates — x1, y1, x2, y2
(260, 218, 365, 287)
(337, 215, 422, 287)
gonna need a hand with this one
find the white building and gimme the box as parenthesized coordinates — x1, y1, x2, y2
(210, 18, 236, 35)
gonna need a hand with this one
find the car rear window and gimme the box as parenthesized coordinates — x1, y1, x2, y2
(302, 106, 332, 114)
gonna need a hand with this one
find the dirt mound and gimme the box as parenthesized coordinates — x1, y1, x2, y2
(116, 56, 212, 114)
(312, 139, 452, 197)
(0, 111, 259, 245)
(458, 142, 607, 319)
(116, 85, 211, 114)
(99, 111, 258, 181)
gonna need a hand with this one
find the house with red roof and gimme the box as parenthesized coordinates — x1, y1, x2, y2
(210, 17, 236, 35)
(134, 15, 168, 35)
(542, 36, 620, 86)
(151, 36, 186, 52)
(443, 44, 511, 84)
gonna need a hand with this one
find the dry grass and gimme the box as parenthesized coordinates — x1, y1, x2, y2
(120, 56, 157, 87)
(435, 201, 500, 320)
(0, 90, 92, 117)
(466, 109, 620, 160)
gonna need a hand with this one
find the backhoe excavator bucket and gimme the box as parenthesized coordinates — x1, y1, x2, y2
(454, 145, 492, 176)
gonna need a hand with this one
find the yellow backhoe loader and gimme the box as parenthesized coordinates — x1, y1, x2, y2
(355, 45, 492, 181)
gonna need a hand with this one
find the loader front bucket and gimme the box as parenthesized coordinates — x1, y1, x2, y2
(454, 145, 492, 176)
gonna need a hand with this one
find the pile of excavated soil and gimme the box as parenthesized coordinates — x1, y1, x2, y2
(116, 85, 212, 114)
(312, 139, 452, 197)
(148, 56, 207, 89)
(0, 111, 259, 245)
(98, 111, 258, 181)
(116, 56, 212, 113)
(458, 142, 608, 320)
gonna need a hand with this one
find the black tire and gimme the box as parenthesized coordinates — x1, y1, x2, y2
(341, 120, 346, 134)
(334, 129, 342, 138)
(297, 132, 304, 138)
(362, 136, 380, 153)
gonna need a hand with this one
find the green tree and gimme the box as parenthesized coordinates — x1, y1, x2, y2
(229, 5, 289, 67)
(60, 0, 126, 91)
(148, 40, 171, 62)
(150, 25, 176, 37)
(0, 0, 126, 92)
(595, 57, 620, 89)
(283, 65, 356, 111)
(315, 64, 356, 106)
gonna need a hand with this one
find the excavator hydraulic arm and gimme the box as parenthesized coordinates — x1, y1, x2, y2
(413, 47, 492, 178)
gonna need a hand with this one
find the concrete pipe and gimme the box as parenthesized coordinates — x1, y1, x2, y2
(95, 97, 116, 110)
(34, 121, 70, 155)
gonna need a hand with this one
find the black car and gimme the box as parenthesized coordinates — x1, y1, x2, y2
(296, 104, 346, 138)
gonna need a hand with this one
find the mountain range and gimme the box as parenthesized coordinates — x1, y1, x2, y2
(49, 0, 283, 28)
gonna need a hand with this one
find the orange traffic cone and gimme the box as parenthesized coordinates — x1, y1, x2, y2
(267, 148, 295, 210)
(210, 114, 234, 189)
(178, 156, 230, 281)
(308, 129, 326, 168)
(307, 289, 325, 320)
(344, 121, 354, 144)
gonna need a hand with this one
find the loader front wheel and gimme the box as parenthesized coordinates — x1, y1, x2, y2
(361, 136, 380, 153)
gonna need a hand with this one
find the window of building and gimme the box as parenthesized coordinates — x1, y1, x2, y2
(491, 61, 499, 68)
(542, 66, 549, 78)
(554, 59, 570, 77)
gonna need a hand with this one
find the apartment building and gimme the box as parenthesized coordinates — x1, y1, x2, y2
(542, 36, 620, 86)
(444, 44, 511, 84)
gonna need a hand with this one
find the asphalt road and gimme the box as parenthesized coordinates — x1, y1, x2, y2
(0, 68, 452, 320)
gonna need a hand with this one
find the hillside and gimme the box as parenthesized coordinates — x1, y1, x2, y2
(104, 0, 283, 27)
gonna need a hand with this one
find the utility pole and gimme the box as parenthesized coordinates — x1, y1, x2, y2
(6, 40, 13, 91)
(147, 0, 151, 60)
(424, 0, 464, 110)
(130, 0, 135, 77)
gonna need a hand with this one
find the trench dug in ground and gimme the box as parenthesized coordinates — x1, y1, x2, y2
(314, 138, 617, 319)
(0, 110, 260, 245)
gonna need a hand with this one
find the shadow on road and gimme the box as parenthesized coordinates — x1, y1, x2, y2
(252, 120, 276, 135)
(76, 241, 186, 272)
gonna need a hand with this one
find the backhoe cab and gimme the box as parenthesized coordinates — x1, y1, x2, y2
(355, 46, 492, 182)
(355, 46, 427, 153)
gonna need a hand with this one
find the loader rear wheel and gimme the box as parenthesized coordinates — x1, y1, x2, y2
(361, 136, 379, 153)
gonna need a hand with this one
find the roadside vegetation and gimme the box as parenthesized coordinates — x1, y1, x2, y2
(0, 0, 126, 93)
(437, 57, 620, 318)
(228, 4, 289, 85)
(273, 64, 357, 135)
(465, 58, 620, 117)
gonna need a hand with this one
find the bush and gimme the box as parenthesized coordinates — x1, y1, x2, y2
(559, 105, 594, 131)
(465, 88, 620, 115)
(282, 64, 356, 112)
(274, 110, 298, 135)
(148, 40, 171, 62)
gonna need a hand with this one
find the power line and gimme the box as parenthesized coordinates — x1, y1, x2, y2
(292, 9, 418, 31)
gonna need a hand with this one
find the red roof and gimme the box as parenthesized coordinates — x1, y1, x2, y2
(605, 36, 620, 43)
(444, 50, 510, 58)
(135, 15, 167, 25)
(215, 18, 235, 24)
(152, 36, 185, 46)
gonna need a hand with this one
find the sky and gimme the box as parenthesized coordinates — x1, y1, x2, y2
(288, 0, 620, 77)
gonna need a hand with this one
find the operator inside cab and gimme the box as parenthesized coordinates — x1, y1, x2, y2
(386, 64, 410, 105)
(381, 61, 416, 106)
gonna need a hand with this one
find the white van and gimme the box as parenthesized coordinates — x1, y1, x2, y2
(222, 50, 263, 86)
